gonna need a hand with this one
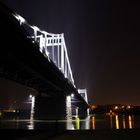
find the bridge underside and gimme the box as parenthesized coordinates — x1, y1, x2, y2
(0, 2, 89, 119)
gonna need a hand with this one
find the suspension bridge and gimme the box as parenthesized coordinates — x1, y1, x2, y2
(0, 2, 89, 119)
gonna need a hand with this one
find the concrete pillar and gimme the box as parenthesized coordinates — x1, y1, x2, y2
(76, 107, 79, 117)
(34, 95, 66, 120)
(87, 108, 90, 116)
(78, 107, 88, 117)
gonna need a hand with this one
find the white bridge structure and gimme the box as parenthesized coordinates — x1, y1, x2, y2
(13, 13, 89, 115)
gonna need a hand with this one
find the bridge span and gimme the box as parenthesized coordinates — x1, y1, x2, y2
(0, 2, 89, 119)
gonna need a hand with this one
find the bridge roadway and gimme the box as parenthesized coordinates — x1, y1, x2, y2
(0, 2, 89, 119)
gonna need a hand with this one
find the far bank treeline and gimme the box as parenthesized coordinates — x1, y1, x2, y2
(89, 104, 140, 115)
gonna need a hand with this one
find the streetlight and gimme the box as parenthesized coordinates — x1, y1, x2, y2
(71, 93, 74, 98)
(29, 94, 33, 99)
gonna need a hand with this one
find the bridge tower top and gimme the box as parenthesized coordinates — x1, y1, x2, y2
(78, 89, 88, 104)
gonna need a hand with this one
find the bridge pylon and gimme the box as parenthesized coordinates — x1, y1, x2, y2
(78, 89, 89, 115)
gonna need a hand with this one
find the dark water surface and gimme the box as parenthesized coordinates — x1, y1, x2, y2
(0, 114, 140, 130)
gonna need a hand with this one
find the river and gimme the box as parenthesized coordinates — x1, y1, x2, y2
(0, 114, 140, 130)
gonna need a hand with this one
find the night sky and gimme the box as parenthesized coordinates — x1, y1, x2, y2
(1, 0, 140, 105)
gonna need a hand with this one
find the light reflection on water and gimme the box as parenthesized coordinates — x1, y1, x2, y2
(68, 114, 137, 130)
(0, 114, 139, 130)
(92, 115, 95, 130)
(110, 115, 135, 129)
(115, 115, 119, 129)
(122, 115, 126, 129)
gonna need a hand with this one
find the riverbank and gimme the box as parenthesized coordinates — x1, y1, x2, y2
(50, 129, 140, 140)
(1, 129, 140, 140)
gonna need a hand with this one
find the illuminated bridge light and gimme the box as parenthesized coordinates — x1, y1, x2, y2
(13, 13, 26, 25)
(30, 25, 40, 32)
(78, 89, 88, 103)
(71, 93, 74, 98)
(12, 12, 78, 88)
(66, 96, 74, 130)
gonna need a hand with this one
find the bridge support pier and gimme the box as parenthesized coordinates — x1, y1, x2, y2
(76, 107, 79, 117)
(78, 107, 89, 117)
(34, 95, 66, 120)
(87, 108, 90, 116)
